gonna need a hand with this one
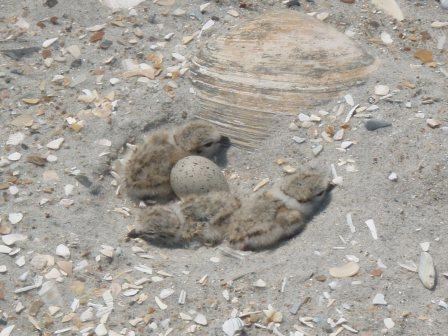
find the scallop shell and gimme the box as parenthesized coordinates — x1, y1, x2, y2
(191, 10, 378, 149)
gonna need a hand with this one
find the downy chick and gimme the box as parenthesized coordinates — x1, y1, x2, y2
(227, 169, 334, 250)
(128, 191, 241, 248)
(122, 121, 230, 202)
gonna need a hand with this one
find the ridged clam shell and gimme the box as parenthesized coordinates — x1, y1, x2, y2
(191, 10, 378, 149)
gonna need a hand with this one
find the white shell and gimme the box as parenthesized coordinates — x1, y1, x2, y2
(191, 10, 377, 149)
(222, 317, 244, 336)
(170, 156, 229, 199)
(418, 252, 436, 289)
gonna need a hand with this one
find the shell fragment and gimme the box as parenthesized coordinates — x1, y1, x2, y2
(418, 252, 436, 289)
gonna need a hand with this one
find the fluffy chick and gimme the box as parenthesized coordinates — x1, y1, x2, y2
(227, 169, 334, 250)
(128, 191, 241, 248)
(122, 121, 230, 202)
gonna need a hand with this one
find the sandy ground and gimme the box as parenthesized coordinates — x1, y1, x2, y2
(1, 0, 448, 335)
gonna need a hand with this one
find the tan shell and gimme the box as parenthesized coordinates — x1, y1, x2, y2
(191, 10, 378, 149)
(329, 261, 360, 278)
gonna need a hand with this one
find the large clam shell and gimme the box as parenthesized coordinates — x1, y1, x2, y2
(191, 10, 378, 149)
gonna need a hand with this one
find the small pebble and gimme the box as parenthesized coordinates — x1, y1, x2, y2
(329, 262, 359, 278)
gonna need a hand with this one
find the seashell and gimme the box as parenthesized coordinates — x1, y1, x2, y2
(329, 261, 360, 278)
(418, 252, 436, 289)
(222, 317, 244, 336)
(191, 10, 378, 149)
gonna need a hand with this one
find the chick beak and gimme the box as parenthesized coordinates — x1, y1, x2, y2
(214, 136, 231, 167)
(127, 229, 140, 238)
(327, 182, 337, 192)
(219, 136, 231, 148)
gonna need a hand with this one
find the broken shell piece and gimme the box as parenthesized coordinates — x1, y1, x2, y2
(46, 138, 64, 150)
(372, 293, 387, 305)
(155, 296, 167, 310)
(253, 178, 270, 192)
(333, 129, 344, 141)
(0, 325, 15, 336)
(398, 260, 418, 273)
(292, 136, 306, 144)
(94, 324, 107, 336)
(55, 244, 70, 258)
(8, 213, 23, 225)
(418, 252, 436, 289)
(420, 242, 430, 252)
(0, 245, 12, 254)
(2, 234, 27, 246)
(253, 279, 267, 288)
(312, 144, 323, 156)
(7, 132, 25, 146)
(194, 313, 208, 325)
(191, 10, 377, 149)
(8, 152, 21, 161)
(159, 288, 175, 299)
(340, 141, 353, 149)
(384, 318, 395, 329)
(374, 85, 390, 96)
(380, 32, 393, 45)
(388, 172, 398, 181)
(222, 317, 244, 336)
(263, 306, 282, 323)
(344, 94, 354, 106)
(365, 219, 378, 240)
(43, 37, 58, 48)
(372, 0, 404, 21)
(329, 262, 359, 278)
(426, 119, 442, 128)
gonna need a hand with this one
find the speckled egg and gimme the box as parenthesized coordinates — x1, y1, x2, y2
(170, 156, 229, 199)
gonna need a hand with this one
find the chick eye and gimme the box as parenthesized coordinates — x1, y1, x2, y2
(316, 190, 325, 197)
(203, 142, 213, 148)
